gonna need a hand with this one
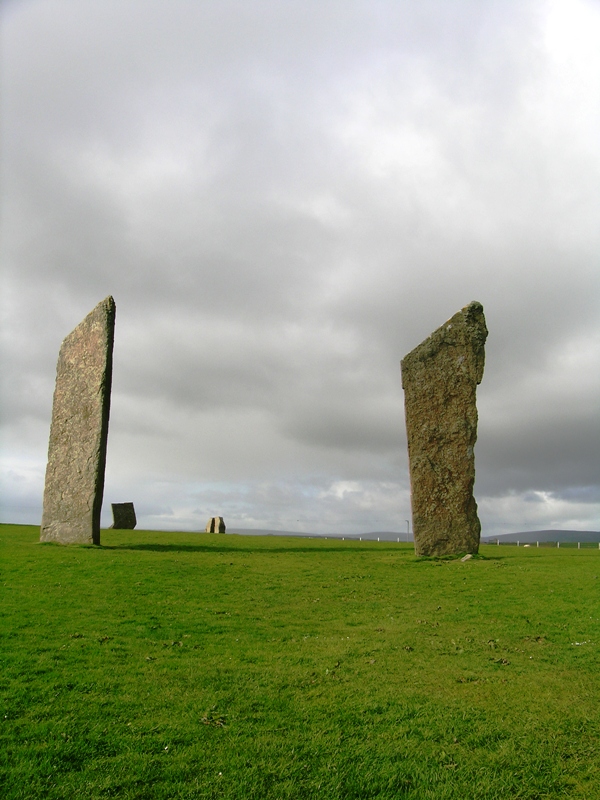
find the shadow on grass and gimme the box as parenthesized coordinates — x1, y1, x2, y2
(102, 542, 408, 555)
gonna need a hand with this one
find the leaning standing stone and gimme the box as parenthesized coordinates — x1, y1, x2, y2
(401, 301, 487, 557)
(40, 297, 116, 545)
(111, 502, 137, 530)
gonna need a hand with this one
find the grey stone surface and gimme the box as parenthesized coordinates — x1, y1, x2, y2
(40, 297, 116, 545)
(111, 502, 137, 530)
(401, 301, 487, 557)
(205, 516, 226, 533)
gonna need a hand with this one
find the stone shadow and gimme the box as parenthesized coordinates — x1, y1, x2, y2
(103, 542, 406, 555)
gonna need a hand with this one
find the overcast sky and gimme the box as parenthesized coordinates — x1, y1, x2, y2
(1, 0, 598, 536)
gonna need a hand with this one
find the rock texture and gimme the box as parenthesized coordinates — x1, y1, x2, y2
(111, 502, 137, 530)
(401, 301, 487, 557)
(40, 297, 116, 545)
(205, 516, 226, 533)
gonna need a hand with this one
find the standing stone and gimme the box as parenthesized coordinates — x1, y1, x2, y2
(40, 297, 116, 545)
(401, 301, 487, 557)
(111, 502, 137, 530)
(205, 516, 226, 533)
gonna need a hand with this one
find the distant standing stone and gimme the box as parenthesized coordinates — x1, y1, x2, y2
(205, 517, 226, 533)
(401, 301, 487, 557)
(40, 297, 116, 545)
(111, 502, 137, 530)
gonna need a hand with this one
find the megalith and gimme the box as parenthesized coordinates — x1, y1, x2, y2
(40, 297, 116, 545)
(111, 502, 137, 530)
(205, 516, 226, 533)
(401, 301, 487, 557)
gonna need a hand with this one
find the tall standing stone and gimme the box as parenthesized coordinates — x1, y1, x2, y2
(40, 297, 116, 545)
(401, 301, 487, 557)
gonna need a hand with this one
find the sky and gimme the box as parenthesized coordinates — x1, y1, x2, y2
(1, 0, 598, 536)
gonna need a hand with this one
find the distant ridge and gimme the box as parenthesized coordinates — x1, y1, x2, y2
(482, 530, 600, 544)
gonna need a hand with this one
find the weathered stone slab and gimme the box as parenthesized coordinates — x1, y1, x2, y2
(401, 301, 487, 557)
(205, 516, 226, 533)
(40, 297, 116, 545)
(111, 502, 137, 530)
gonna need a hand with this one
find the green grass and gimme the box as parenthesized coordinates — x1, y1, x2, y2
(1, 523, 599, 799)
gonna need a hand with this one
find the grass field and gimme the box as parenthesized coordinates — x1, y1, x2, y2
(1, 523, 599, 799)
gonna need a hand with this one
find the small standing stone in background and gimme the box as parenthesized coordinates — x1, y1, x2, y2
(401, 301, 487, 557)
(111, 502, 137, 530)
(205, 517, 226, 533)
(40, 297, 116, 545)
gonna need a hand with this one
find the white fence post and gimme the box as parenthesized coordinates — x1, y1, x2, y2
(537, 541, 539, 547)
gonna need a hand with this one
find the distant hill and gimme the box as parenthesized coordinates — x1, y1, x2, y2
(482, 530, 600, 544)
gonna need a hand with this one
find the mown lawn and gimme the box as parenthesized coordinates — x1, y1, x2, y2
(1, 523, 599, 799)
